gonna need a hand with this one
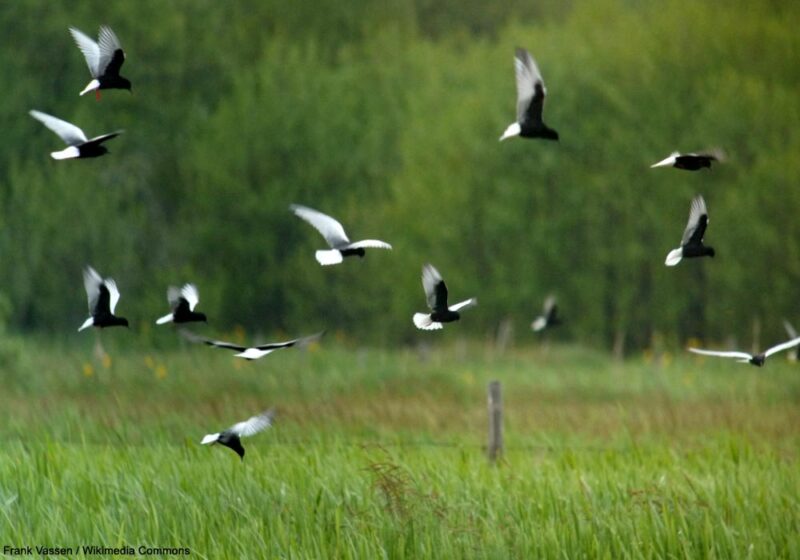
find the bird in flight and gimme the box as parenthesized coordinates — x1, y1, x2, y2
(499, 47, 559, 141)
(180, 329, 323, 360)
(665, 195, 715, 266)
(79, 266, 129, 331)
(651, 149, 725, 171)
(69, 25, 131, 99)
(29, 110, 122, 160)
(201, 409, 274, 460)
(413, 264, 477, 330)
(290, 204, 392, 266)
(156, 284, 207, 325)
(531, 295, 561, 332)
(688, 337, 800, 367)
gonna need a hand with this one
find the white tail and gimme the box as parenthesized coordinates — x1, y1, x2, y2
(201, 433, 220, 445)
(499, 122, 521, 142)
(315, 250, 343, 266)
(79, 79, 100, 96)
(234, 348, 275, 360)
(664, 248, 683, 266)
(155, 313, 174, 325)
(413, 313, 443, 330)
(78, 317, 94, 332)
(651, 152, 679, 168)
(51, 146, 81, 160)
(531, 317, 547, 332)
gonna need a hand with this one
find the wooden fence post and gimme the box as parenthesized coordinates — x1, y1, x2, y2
(487, 380, 503, 462)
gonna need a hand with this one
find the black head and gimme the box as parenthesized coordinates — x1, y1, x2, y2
(94, 145, 110, 157)
(542, 126, 559, 141)
(218, 435, 245, 460)
(121, 77, 132, 92)
(750, 354, 766, 367)
(356, 248, 366, 258)
(104, 316, 129, 328)
(706, 247, 716, 258)
(197, 312, 208, 323)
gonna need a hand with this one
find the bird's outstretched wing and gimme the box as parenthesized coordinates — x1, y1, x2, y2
(30, 110, 88, 145)
(688, 347, 751, 360)
(104, 279, 120, 314)
(69, 27, 101, 76)
(290, 204, 350, 248)
(176, 284, 199, 311)
(764, 336, 800, 358)
(179, 329, 247, 352)
(83, 266, 102, 312)
(254, 331, 324, 351)
(422, 264, 447, 312)
(229, 409, 274, 438)
(681, 195, 708, 246)
(345, 239, 392, 250)
(97, 26, 124, 75)
(514, 47, 546, 126)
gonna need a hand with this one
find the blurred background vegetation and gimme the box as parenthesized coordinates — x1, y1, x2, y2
(1, 0, 799, 353)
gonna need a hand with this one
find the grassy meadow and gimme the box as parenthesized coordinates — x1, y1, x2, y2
(0, 337, 798, 558)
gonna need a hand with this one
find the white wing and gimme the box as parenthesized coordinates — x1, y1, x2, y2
(87, 131, 124, 144)
(97, 25, 122, 74)
(105, 279, 120, 314)
(30, 110, 88, 145)
(181, 284, 199, 311)
(421, 263, 443, 310)
(764, 336, 800, 358)
(69, 27, 101, 76)
(783, 320, 798, 340)
(514, 47, 544, 123)
(681, 195, 708, 246)
(531, 316, 547, 332)
(83, 266, 102, 312)
(290, 204, 350, 248)
(166, 286, 181, 306)
(345, 239, 392, 250)
(688, 348, 752, 360)
(449, 298, 477, 312)
(229, 410, 274, 438)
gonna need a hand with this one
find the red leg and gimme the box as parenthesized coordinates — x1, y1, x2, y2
(95, 89, 101, 101)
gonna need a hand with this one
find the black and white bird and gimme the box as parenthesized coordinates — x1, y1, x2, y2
(413, 264, 477, 330)
(651, 150, 724, 171)
(531, 295, 561, 332)
(29, 110, 122, 160)
(290, 204, 392, 266)
(665, 195, 715, 266)
(69, 26, 131, 98)
(688, 337, 800, 367)
(181, 329, 324, 360)
(499, 47, 559, 142)
(155, 284, 207, 325)
(79, 266, 129, 331)
(201, 409, 274, 460)
(783, 320, 799, 362)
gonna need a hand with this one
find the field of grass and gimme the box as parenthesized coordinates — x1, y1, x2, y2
(0, 335, 798, 558)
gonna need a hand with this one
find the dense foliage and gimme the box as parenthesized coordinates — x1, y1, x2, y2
(2, 0, 799, 351)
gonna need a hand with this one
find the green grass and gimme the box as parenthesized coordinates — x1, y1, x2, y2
(0, 338, 798, 558)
